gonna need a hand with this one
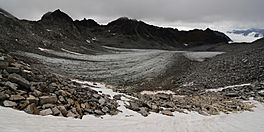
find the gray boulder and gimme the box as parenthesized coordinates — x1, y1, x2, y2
(51, 107, 61, 115)
(258, 90, 264, 97)
(26, 95, 39, 104)
(24, 103, 39, 115)
(3, 100, 17, 107)
(102, 106, 109, 113)
(9, 95, 25, 101)
(138, 107, 149, 117)
(0, 93, 9, 101)
(99, 98, 106, 105)
(113, 94, 122, 100)
(42, 104, 55, 109)
(127, 102, 140, 111)
(40, 108, 53, 116)
(94, 109, 104, 115)
(66, 111, 78, 118)
(8, 73, 30, 90)
(161, 110, 174, 116)
(57, 105, 68, 117)
(3, 81, 18, 90)
(6, 67, 20, 74)
(39, 95, 58, 105)
(0, 61, 9, 69)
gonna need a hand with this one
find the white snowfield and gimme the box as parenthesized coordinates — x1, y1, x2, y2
(1, 81, 264, 132)
(227, 32, 263, 43)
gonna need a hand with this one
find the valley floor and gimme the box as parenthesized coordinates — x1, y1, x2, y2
(16, 46, 223, 86)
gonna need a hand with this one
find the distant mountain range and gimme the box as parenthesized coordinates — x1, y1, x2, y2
(0, 8, 231, 52)
(228, 28, 264, 38)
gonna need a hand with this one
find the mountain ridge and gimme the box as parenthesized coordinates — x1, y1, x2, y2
(0, 8, 231, 51)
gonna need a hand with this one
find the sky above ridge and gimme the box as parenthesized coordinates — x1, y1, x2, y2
(0, 0, 263, 32)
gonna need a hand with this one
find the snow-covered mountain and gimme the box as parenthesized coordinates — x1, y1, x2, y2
(228, 28, 264, 37)
(227, 28, 264, 43)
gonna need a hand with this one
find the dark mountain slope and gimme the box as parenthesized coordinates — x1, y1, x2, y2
(0, 9, 231, 52)
(103, 17, 231, 49)
(175, 38, 264, 90)
(0, 8, 16, 19)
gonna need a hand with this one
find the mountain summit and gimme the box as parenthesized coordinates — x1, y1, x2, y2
(40, 9, 73, 24)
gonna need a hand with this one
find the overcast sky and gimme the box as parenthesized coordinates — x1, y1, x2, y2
(0, 0, 263, 31)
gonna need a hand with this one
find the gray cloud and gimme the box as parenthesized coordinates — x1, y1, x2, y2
(0, 0, 264, 30)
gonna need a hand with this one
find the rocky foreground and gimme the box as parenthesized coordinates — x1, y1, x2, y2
(0, 49, 120, 119)
(2, 48, 264, 118)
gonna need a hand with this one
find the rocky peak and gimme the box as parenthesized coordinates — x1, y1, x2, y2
(74, 18, 100, 28)
(40, 9, 73, 23)
(107, 17, 140, 27)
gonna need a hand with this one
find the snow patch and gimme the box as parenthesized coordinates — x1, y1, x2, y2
(23, 70, 32, 73)
(1, 79, 264, 132)
(61, 48, 82, 55)
(140, 90, 175, 95)
(182, 82, 194, 87)
(1, 101, 264, 132)
(71, 79, 136, 100)
(184, 52, 224, 62)
(206, 83, 251, 92)
(227, 32, 263, 43)
(86, 40, 91, 44)
(38, 47, 50, 52)
(92, 37, 97, 41)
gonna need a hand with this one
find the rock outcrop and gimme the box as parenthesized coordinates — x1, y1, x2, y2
(0, 50, 119, 119)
